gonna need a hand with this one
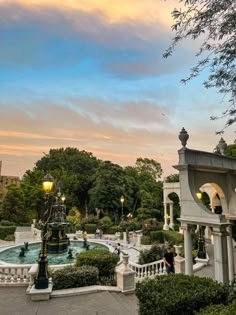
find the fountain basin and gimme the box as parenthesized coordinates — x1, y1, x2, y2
(0, 241, 109, 265)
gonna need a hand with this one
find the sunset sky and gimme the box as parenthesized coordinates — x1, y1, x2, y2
(0, 0, 234, 178)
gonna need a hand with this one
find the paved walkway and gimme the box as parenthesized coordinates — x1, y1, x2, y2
(0, 287, 138, 315)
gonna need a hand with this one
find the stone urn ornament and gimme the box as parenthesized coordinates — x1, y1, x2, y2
(217, 137, 227, 155)
(178, 128, 189, 147)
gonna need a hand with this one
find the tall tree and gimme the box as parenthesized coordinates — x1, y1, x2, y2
(164, 0, 236, 132)
(1, 185, 25, 223)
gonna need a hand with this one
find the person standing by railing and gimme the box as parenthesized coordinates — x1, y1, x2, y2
(163, 246, 175, 274)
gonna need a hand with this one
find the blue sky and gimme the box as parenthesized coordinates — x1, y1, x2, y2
(0, 0, 233, 177)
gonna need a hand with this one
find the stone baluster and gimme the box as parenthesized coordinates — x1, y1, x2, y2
(169, 201, 174, 230)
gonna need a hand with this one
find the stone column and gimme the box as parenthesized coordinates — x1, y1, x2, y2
(182, 224, 193, 275)
(211, 225, 229, 283)
(169, 201, 174, 230)
(116, 254, 136, 294)
(227, 225, 235, 282)
(123, 231, 127, 244)
(163, 203, 169, 230)
(137, 234, 142, 248)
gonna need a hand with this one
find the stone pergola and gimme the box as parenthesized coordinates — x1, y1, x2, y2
(172, 128, 236, 283)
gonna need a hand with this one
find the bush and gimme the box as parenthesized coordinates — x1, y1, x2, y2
(4, 234, 15, 241)
(141, 235, 151, 245)
(136, 274, 228, 315)
(138, 245, 164, 264)
(106, 225, 122, 234)
(198, 304, 236, 315)
(99, 216, 112, 233)
(0, 220, 15, 226)
(52, 265, 98, 290)
(84, 224, 97, 234)
(76, 249, 119, 281)
(0, 226, 16, 240)
(150, 231, 164, 243)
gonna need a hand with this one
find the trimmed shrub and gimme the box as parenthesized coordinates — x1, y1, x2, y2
(150, 231, 164, 243)
(0, 226, 16, 240)
(76, 249, 119, 281)
(141, 235, 151, 245)
(106, 225, 122, 234)
(198, 304, 236, 315)
(99, 216, 112, 233)
(52, 265, 98, 290)
(4, 234, 15, 241)
(0, 220, 15, 226)
(84, 224, 97, 234)
(138, 245, 163, 265)
(136, 274, 228, 315)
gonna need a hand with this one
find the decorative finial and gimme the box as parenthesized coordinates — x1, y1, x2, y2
(178, 127, 189, 147)
(217, 137, 227, 155)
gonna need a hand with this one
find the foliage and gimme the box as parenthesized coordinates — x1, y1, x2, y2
(147, 230, 184, 245)
(52, 265, 98, 290)
(99, 216, 112, 233)
(67, 206, 81, 225)
(197, 304, 236, 315)
(76, 249, 119, 281)
(0, 226, 16, 240)
(164, 0, 236, 132)
(136, 274, 228, 315)
(106, 225, 122, 234)
(21, 147, 100, 217)
(0, 220, 16, 226)
(1, 185, 26, 223)
(224, 144, 236, 157)
(138, 245, 164, 264)
(165, 174, 179, 183)
(84, 223, 97, 234)
(141, 235, 151, 245)
(4, 234, 15, 241)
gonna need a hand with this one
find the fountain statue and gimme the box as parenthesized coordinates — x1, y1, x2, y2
(24, 242, 29, 251)
(67, 248, 74, 259)
(19, 247, 25, 257)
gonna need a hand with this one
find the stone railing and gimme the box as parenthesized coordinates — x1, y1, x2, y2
(0, 264, 32, 286)
(129, 259, 166, 280)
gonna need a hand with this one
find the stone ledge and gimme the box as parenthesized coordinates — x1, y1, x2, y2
(28, 283, 53, 301)
(51, 285, 121, 298)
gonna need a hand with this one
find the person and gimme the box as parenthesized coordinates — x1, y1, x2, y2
(96, 228, 100, 238)
(114, 243, 121, 255)
(163, 246, 175, 274)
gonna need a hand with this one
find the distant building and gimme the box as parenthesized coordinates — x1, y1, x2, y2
(0, 161, 20, 204)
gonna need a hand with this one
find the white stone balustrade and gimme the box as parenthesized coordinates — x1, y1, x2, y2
(128, 258, 166, 280)
(0, 264, 32, 286)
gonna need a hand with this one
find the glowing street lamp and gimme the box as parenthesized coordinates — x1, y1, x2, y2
(35, 174, 54, 290)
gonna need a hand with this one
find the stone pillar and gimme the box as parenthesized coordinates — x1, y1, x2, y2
(123, 231, 127, 244)
(137, 234, 142, 248)
(169, 201, 174, 230)
(163, 203, 169, 230)
(227, 225, 235, 282)
(182, 224, 193, 275)
(211, 225, 229, 283)
(116, 254, 136, 294)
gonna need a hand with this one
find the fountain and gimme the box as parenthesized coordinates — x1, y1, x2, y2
(46, 191, 71, 254)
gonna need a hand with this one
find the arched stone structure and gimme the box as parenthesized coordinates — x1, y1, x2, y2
(173, 129, 236, 283)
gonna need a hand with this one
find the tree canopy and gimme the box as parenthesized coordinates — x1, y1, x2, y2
(164, 0, 236, 132)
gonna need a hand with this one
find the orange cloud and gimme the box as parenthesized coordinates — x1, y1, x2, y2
(1, 0, 176, 26)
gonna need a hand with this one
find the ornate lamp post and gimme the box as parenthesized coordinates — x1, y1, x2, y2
(35, 174, 54, 290)
(120, 195, 125, 223)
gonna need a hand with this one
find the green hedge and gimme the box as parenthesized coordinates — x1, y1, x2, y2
(136, 274, 228, 315)
(106, 225, 122, 234)
(141, 235, 151, 245)
(198, 304, 236, 315)
(138, 245, 163, 264)
(76, 249, 119, 281)
(0, 226, 16, 240)
(52, 265, 98, 290)
(84, 224, 97, 234)
(149, 230, 184, 245)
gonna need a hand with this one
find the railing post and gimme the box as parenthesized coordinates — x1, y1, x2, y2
(116, 253, 136, 294)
